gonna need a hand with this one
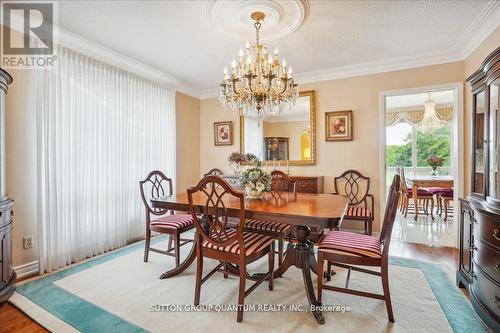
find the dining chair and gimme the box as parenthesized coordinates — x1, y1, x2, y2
(434, 188, 454, 222)
(204, 168, 224, 177)
(332, 170, 374, 235)
(399, 167, 434, 219)
(244, 170, 295, 266)
(317, 174, 401, 322)
(139, 170, 194, 265)
(188, 175, 275, 322)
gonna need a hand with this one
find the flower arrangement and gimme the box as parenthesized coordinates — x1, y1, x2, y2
(426, 155, 445, 175)
(228, 152, 257, 175)
(239, 159, 272, 199)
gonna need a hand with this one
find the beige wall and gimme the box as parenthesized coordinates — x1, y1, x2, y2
(463, 26, 500, 195)
(201, 61, 465, 232)
(175, 92, 200, 193)
(263, 121, 309, 161)
(5, 68, 38, 267)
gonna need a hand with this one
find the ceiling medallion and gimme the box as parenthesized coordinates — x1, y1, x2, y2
(207, 0, 309, 43)
(219, 12, 298, 119)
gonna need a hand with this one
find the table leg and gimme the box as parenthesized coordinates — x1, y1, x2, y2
(413, 183, 419, 221)
(159, 237, 197, 279)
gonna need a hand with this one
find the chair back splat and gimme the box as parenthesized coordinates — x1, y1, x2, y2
(139, 170, 173, 216)
(270, 170, 296, 197)
(334, 170, 370, 207)
(204, 168, 224, 177)
(379, 174, 401, 257)
(187, 176, 245, 249)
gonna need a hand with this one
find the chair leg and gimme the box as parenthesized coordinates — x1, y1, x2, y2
(174, 232, 180, 267)
(430, 198, 435, 220)
(444, 199, 449, 222)
(194, 246, 203, 306)
(403, 197, 409, 218)
(367, 220, 373, 236)
(237, 262, 246, 322)
(268, 243, 274, 291)
(381, 262, 394, 322)
(144, 228, 151, 262)
(167, 234, 173, 252)
(364, 221, 368, 235)
(326, 261, 332, 281)
(277, 234, 284, 267)
(317, 252, 324, 303)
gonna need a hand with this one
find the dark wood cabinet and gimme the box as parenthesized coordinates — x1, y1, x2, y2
(461, 47, 500, 332)
(290, 176, 324, 194)
(457, 198, 473, 289)
(264, 137, 289, 161)
(0, 68, 15, 304)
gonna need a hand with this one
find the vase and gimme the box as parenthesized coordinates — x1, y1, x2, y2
(431, 167, 438, 176)
(233, 163, 241, 176)
(245, 188, 265, 199)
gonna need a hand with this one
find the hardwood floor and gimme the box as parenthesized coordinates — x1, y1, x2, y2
(0, 303, 48, 333)
(0, 241, 459, 333)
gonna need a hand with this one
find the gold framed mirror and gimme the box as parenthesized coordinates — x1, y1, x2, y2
(240, 90, 316, 166)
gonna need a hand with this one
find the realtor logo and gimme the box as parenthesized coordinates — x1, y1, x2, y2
(1, 1, 58, 68)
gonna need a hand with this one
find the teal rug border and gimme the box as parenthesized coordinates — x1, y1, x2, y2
(14, 240, 487, 333)
(388, 257, 487, 333)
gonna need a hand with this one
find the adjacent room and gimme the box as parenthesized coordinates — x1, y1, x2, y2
(0, 1, 499, 332)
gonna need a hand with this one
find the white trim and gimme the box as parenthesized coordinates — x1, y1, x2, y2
(199, 1, 499, 100)
(379, 82, 464, 248)
(13, 260, 39, 279)
(454, 0, 500, 59)
(4, 12, 201, 99)
(3, 1, 499, 100)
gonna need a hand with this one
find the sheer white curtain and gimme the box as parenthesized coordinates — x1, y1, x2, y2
(35, 46, 176, 273)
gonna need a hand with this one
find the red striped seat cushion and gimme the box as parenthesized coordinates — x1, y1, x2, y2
(150, 214, 194, 230)
(345, 206, 372, 218)
(202, 229, 274, 255)
(318, 230, 381, 258)
(245, 219, 291, 233)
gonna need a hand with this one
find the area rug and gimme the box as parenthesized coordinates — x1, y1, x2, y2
(10, 237, 488, 333)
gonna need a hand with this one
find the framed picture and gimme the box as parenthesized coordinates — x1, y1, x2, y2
(325, 110, 353, 141)
(214, 121, 233, 146)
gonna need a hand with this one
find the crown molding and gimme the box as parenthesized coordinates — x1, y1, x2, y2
(2, 14, 202, 99)
(453, 0, 500, 59)
(3, 1, 499, 101)
(198, 49, 463, 99)
(199, 1, 499, 100)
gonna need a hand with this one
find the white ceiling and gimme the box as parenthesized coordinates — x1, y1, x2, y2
(49, 1, 500, 98)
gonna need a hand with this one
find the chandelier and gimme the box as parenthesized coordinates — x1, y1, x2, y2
(218, 12, 299, 118)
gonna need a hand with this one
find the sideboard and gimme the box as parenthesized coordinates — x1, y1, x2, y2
(459, 46, 499, 332)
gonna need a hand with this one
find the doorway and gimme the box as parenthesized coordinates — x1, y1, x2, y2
(379, 83, 463, 248)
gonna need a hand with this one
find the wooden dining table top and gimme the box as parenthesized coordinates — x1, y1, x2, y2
(151, 191, 349, 228)
(406, 175, 454, 187)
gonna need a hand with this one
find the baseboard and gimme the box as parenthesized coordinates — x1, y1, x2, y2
(13, 261, 39, 280)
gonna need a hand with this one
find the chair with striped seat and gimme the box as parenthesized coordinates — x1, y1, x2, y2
(140, 170, 195, 266)
(188, 175, 275, 323)
(244, 170, 294, 266)
(317, 174, 401, 323)
(333, 170, 374, 235)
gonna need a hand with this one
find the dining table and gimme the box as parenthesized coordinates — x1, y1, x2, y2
(405, 174, 454, 220)
(151, 191, 348, 324)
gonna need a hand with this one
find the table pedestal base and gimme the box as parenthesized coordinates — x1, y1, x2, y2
(273, 225, 325, 324)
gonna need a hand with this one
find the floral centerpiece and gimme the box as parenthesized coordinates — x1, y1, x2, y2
(227, 152, 256, 175)
(426, 155, 445, 175)
(239, 159, 272, 199)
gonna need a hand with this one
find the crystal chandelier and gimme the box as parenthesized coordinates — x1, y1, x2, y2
(218, 12, 299, 119)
